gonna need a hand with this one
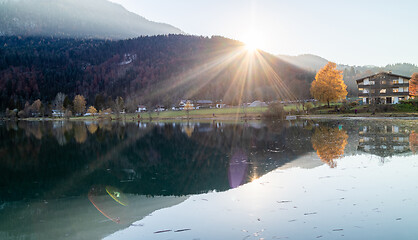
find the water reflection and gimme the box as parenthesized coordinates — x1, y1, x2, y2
(410, 131, 418, 153)
(0, 120, 316, 201)
(107, 154, 418, 240)
(0, 119, 417, 239)
(311, 126, 348, 168)
(357, 123, 413, 157)
(228, 149, 249, 188)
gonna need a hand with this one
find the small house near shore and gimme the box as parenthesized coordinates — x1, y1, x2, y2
(52, 109, 64, 117)
(136, 105, 147, 112)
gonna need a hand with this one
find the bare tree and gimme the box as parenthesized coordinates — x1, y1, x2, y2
(114, 96, 124, 118)
(54, 92, 66, 111)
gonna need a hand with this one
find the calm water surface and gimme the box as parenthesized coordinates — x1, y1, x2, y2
(0, 119, 417, 239)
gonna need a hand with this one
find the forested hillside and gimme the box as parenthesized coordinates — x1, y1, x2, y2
(0, 35, 314, 110)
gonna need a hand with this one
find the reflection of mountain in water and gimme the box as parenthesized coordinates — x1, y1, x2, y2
(0, 192, 187, 240)
(1, 120, 416, 202)
(0, 121, 314, 201)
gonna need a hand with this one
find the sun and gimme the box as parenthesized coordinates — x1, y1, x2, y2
(245, 41, 258, 52)
(243, 35, 262, 52)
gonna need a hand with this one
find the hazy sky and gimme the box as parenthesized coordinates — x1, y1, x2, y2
(109, 0, 417, 66)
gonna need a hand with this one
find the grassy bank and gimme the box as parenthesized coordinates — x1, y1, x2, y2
(105, 106, 268, 120)
(5, 102, 418, 122)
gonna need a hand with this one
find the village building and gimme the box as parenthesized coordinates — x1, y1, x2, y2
(178, 100, 196, 110)
(52, 109, 64, 117)
(216, 103, 226, 109)
(196, 100, 213, 109)
(136, 105, 147, 112)
(248, 100, 268, 107)
(356, 72, 411, 104)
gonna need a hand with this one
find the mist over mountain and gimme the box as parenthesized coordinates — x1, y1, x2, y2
(278, 54, 418, 96)
(0, 35, 314, 110)
(0, 0, 182, 39)
(277, 54, 329, 72)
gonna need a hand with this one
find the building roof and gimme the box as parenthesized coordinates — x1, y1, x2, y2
(356, 72, 411, 83)
(196, 100, 213, 104)
(249, 101, 268, 107)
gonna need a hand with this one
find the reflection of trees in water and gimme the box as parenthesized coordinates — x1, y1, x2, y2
(410, 131, 418, 154)
(0, 121, 317, 200)
(18, 121, 43, 140)
(87, 123, 98, 134)
(53, 121, 69, 146)
(311, 127, 348, 168)
(182, 125, 194, 138)
(73, 123, 88, 143)
(99, 121, 113, 132)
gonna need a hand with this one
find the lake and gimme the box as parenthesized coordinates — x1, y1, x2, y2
(0, 119, 417, 239)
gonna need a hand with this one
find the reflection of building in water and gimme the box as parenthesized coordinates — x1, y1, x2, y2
(358, 124, 411, 157)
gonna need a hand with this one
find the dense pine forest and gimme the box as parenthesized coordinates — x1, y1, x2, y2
(0, 35, 314, 111)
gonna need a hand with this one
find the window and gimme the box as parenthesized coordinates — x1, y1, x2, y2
(381, 80, 387, 85)
(370, 81, 375, 85)
(393, 79, 399, 84)
(380, 89, 386, 93)
(393, 88, 399, 93)
(398, 87, 408, 93)
(371, 89, 375, 93)
(359, 88, 364, 91)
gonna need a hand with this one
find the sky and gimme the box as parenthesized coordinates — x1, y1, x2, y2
(109, 0, 418, 66)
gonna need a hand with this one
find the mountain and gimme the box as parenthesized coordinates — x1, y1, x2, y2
(0, 0, 182, 39)
(278, 54, 418, 96)
(0, 35, 314, 110)
(277, 54, 329, 72)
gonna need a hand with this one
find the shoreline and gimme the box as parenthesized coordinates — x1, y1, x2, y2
(2, 112, 418, 122)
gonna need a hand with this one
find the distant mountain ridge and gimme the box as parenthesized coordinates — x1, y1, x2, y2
(277, 54, 329, 72)
(277, 54, 418, 96)
(0, 0, 182, 39)
(277, 54, 417, 76)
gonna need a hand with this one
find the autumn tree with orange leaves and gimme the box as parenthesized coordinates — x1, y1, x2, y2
(310, 62, 347, 107)
(410, 73, 418, 98)
(311, 126, 348, 168)
(73, 95, 86, 116)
